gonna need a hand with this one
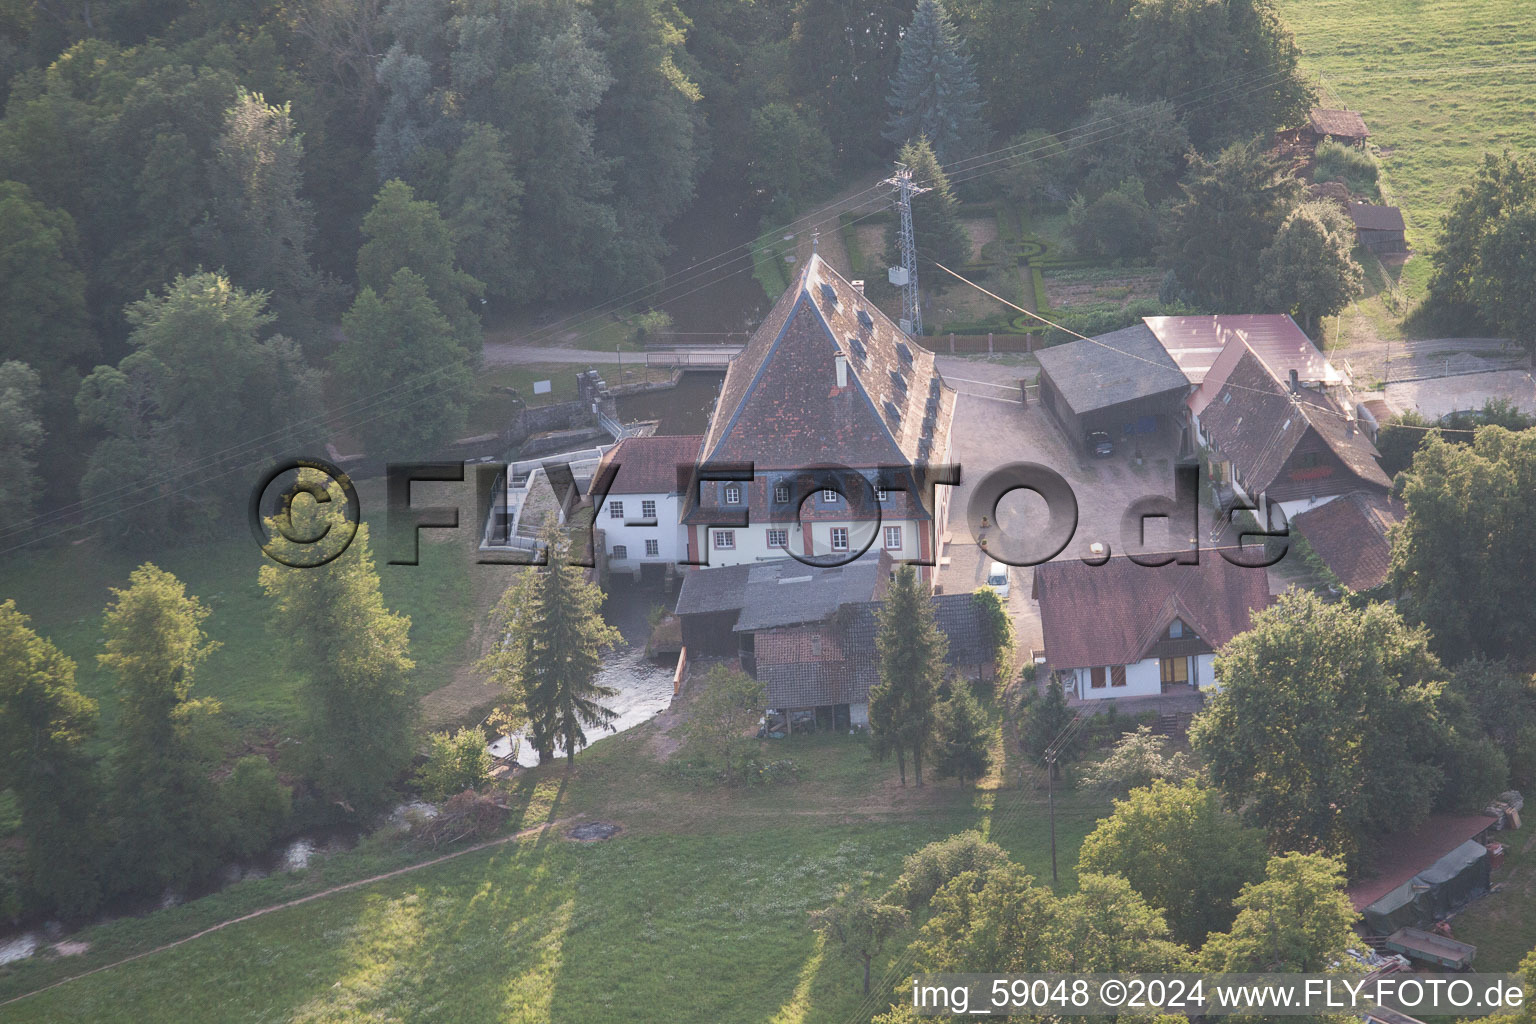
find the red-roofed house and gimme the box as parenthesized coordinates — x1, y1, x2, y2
(592, 433, 703, 577)
(1032, 554, 1270, 702)
(683, 253, 957, 577)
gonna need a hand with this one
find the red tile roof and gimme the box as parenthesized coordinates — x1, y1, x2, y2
(1031, 553, 1271, 672)
(595, 434, 704, 494)
(1346, 814, 1498, 912)
(1292, 490, 1404, 591)
(698, 254, 955, 470)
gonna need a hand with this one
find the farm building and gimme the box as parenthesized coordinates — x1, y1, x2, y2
(674, 551, 997, 732)
(1197, 348, 1391, 524)
(1032, 553, 1270, 704)
(1307, 107, 1371, 146)
(1348, 203, 1407, 254)
(1291, 490, 1404, 593)
(1034, 323, 1191, 455)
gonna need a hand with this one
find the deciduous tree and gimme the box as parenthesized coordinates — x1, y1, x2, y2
(100, 564, 225, 893)
(1078, 779, 1267, 945)
(0, 360, 43, 538)
(1199, 851, 1357, 972)
(333, 267, 472, 459)
(260, 517, 417, 814)
(0, 600, 104, 915)
(810, 886, 909, 995)
(1391, 427, 1536, 663)
(1191, 590, 1449, 865)
(682, 665, 765, 786)
(1258, 200, 1363, 334)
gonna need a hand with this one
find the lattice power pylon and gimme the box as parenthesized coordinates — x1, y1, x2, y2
(883, 161, 930, 337)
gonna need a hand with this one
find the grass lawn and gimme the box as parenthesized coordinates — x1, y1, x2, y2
(0, 478, 474, 742)
(0, 722, 1107, 1023)
(1275, 0, 1536, 265)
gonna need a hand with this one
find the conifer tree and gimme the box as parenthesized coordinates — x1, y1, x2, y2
(480, 519, 623, 766)
(884, 0, 987, 164)
(887, 137, 973, 276)
(870, 565, 946, 786)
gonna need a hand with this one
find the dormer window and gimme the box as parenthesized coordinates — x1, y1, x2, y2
(724, 484, 741, 504)
(819, 282, 838, 306)
(856, 309, 874, 330)
(890, 370, 908, 394)
(883, 399, 902, 423)
(897, 341, 914, 365)
(849, 336, 867, 361)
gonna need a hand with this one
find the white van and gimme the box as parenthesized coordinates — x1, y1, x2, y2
(984, 560, 1011, 600)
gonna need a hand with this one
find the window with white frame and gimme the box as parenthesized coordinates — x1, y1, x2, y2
(641, 499, 656, 519)
(724, 484, 741, 504)
(714, 530, 735, 549)
(884, 525, 902, 549)
(876, 487, 888, 502)
(609, 501, 624, 519)
(612, 544, 628, 560)
(822, 489, 842, 504)
(645, 539, 659, 557)
(766, 528, 788, 548)
(830, 527, 849, 551)
(773, 483, 790, 503)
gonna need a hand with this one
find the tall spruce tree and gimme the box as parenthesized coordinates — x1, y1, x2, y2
(884, 0, 987, 164)
(480, 519, 623, 766)
(888, 137, 973, 275)
(260, 510, 416, 814)
(0, 600, 104, 916)
(870, 565, 946, 786)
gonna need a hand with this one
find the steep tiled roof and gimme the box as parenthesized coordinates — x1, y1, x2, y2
(1348, 203, 1406, 232)
(1309, 108, 1370, 139)
(1292, 490, 1404, 591)
(698, 254, 956, 470)
(595, 434, 704, 494)
(1035, 323, 1189, 412)
(755, 592, 998, 708)
(1200, 350, 1389, 497)
(1032, 554, 1271, 672)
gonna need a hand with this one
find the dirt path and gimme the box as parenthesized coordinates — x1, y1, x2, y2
(0, 818, 573, 1011)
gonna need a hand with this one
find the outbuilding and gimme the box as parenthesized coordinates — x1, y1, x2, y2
(1034, 323, 1191, 455)
(1348, 203, 1407, 254)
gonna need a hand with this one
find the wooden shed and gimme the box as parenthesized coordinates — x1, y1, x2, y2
(1307, 108, 1371, 147)
(1348, 203, 1407, 254)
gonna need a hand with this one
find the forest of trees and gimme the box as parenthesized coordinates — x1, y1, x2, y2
(0, 0, 1326, 548)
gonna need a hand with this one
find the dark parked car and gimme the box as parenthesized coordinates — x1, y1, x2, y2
(1088, 431, 1114, 457)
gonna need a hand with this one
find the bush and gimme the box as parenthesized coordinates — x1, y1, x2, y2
(1066, 179, 1159, 261)
(415, 727, 492, 801)
(217, 756, 293, 859)
(413, 789, 509, 848)
(1314, 140, 1378, 189)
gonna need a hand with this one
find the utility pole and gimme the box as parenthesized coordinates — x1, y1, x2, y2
(1046, 750, 1058, 888)
(884, 162, 931, 338)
